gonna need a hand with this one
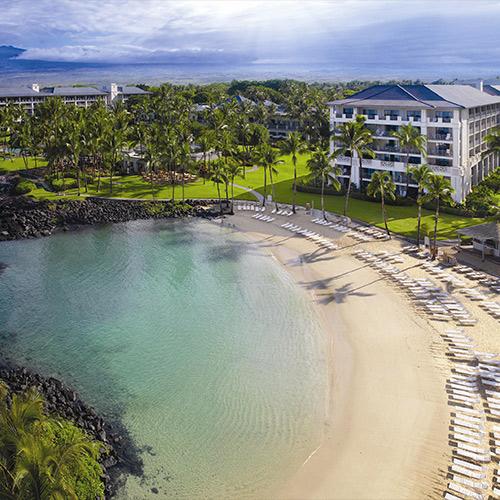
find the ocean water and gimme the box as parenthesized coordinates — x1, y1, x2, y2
(0, 219, 329, 498)
(0, 60, 497, 87)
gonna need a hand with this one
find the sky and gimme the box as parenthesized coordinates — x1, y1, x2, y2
(1, 0, 500, 69)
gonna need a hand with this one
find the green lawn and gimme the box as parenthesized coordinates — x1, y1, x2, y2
(0, 157, 47, 173)
(25, 152, 486, 239)
(239, 153, 485, 240)
(29, 175, 255, 202)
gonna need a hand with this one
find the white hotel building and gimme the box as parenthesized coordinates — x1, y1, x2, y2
(0, 83, 149, 114)
(328, 84, 500, 202)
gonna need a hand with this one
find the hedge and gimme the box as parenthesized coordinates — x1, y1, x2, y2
(13, 179, 36, 195)
(51, 177, 78, 191)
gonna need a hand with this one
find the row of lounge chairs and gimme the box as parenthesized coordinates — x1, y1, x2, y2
(281, 223, 338, 251)
(251, 214, 275, 223)
(421, 262, 467, 288)
(441, 330, 500, 500)
(402, 245, 432, 259)
(311, 218, 389, 241)
(353, 251, 478, 326)
(271, 208, 293, 216)
(237, 204, 265, 212)
(453, 266, 500, 295)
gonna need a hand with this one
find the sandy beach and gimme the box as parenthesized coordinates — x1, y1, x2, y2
(225, 206, 500, 500)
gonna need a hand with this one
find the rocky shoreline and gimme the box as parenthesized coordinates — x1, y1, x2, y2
(0, 196, 228, 241)
(0, 361, 144, 498)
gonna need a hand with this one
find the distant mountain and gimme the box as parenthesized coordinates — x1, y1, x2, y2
(0, 45, 25, 60)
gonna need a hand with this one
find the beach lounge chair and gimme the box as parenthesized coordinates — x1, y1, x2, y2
(448, 481, 484, 500)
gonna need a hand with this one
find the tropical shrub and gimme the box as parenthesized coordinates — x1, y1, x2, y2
(13, 179, 36, 195)
(464, 185, 497, 216)
(51, 177, 78, 191)
(482, 167, 500, 192)
(0, 382, 106, 499)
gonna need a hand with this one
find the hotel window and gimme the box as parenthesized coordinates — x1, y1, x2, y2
(384, 110, 400, 120)
(343, 107, 353, 118)
(362, 108, 377, 119)
(407, 110, 421, 121)
(436, 111, 453, 123)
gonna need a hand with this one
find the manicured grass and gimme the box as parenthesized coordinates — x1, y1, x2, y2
(29, 175, 255, 202)
(240, 153, 486, 240)
(26, 152, 486, 239)
(0, 157, 47, 173)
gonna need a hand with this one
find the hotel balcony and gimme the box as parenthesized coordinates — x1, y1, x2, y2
(427, 145, 453, 158)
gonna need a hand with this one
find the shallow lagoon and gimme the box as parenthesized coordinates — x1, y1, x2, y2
(0, 219, 328, 498)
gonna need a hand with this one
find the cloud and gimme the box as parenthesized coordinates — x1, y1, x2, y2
(16, 45, 246, 64)
(1, 0, 500, 69)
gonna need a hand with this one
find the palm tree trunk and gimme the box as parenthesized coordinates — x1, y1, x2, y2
(292, 155, 297, 213)
(416, 190, 422, 248)
(343, 156, 353, 216)
(231, 178, 235, 214)
(321, 174, 326, 220)
(358, 156, 363, 193)
(171, 166, 176, 202)
(262, 166, 267, 207)
(432, 199, 440, 260)
(217, 182, 222, 214)
(76, 162, 81, 196)
(381, 194, 390, 237)
(269, 167, 278, 212)
(405, 153, 409, 197)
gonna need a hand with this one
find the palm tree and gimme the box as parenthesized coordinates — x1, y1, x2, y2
(209, 160, 226, 214)
(423, 174, 454, 259)
(307, 148, 341, 220)
(409, 164, 432, 248)
(225, 159, 243, 213)
(197, 130, 214, 183)
(255, 144, 283, 209)
(0, 384, 103, 500)
(279, 131, 307, 214)
(391, 123, 427, 197)
(102, 103, 130, 194)
(63, 106, 85, 195)
(366, 171, 396, 237)
(332, 115, 373, 216)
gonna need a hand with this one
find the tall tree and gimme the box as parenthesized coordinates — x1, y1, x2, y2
(279, 131, 307, 214)
(209, 160, 226, 214)
(423, 174, 454, 259)
(307, 148, 341, 220)
(366, 171, 396, 237)
(225, 159, 243, 213)
(391, 123, 427, 197)
(332, 115, 374, 216)
(409, 164, 432, 248)
(102, 103, 130, 195)
(255, 144, 283, 209)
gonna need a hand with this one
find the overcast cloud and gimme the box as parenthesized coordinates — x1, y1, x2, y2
(1, 0, 499, 67)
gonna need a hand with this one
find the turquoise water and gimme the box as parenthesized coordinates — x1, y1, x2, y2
(0, 220, 328, 498)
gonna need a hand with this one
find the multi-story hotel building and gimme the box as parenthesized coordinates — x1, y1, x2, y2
(328, 84, 500, 202)
(0, 83, 149, 114)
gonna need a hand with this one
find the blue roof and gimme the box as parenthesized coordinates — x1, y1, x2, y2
(329, 84, 500, 108)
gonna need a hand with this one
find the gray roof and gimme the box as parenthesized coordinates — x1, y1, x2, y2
(0, 87, 50, 98)
(457, 222, 500, 241)
(43, 86, 107, 96)
(329, 84, 500, 109)
(119, 86, 149, 95)
(426, 85, 500, 108)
